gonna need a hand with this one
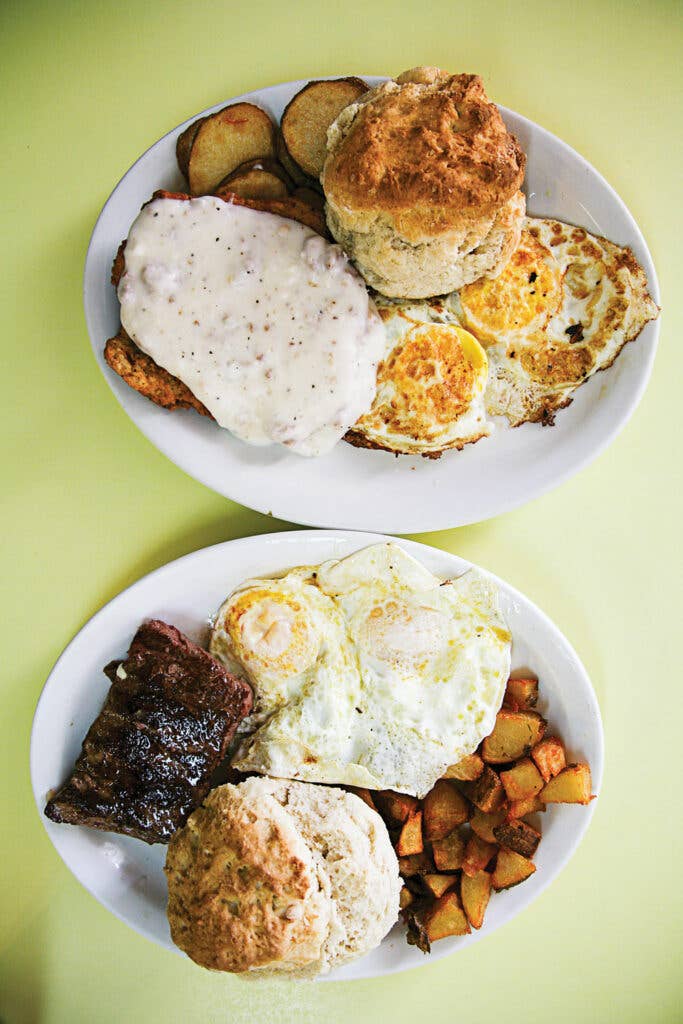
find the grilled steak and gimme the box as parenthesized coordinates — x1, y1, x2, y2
(45, 619, 252, 844)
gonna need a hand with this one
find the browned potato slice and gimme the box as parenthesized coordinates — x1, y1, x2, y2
(442, 753, 484, 782)
(424, 890, 470, 941)
(540, 763, 593, 805)
(492, 848, 536, 890)
(399, 885, 414, 910)
(422, 780, 469, 840)
(493, 819, 541, 858)
(217, 157, 292, 201)
(398, 851, 433, 876)
(281, 77, 368, 178)
(374, 790, 420, 824)
(481, 710, 547, 764)
(531, 737, 567, 783)
(462, 834, 497, 877)
(176, 117, 205, 178)
(276, 131, 312, 187)
(503, 677, 539, 710)
(461, 766, 506, 813)
(185, 103, 276, 195)
(396, 809, 423, 856)
(422, 873, 458, 899)
(469, 807, 508, 844)
(500, 759, 544, 801)
(432, 831, 466, 872)
(461, 870, 492, 929)
(293, 186, 325, 211)
(506, 794, 545, 819)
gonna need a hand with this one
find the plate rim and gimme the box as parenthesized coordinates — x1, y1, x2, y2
(30, 528, 604, 980)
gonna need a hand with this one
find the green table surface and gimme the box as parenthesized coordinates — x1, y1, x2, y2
(2, 1, 681, 1021)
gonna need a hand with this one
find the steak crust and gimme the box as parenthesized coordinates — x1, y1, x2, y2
(44, 620, 252, 844)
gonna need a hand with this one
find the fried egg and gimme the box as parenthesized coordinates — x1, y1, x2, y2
(345, 298, 491, 456)
(449, 218, 659, 425)
(210, 543, 511, 797)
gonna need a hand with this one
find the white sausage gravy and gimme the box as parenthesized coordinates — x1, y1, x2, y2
(118, 196, 385, 456)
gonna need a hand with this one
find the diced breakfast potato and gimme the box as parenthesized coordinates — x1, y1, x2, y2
(461, 766, 506, 813)
(481, 710, 547, 764)
(422, 873, 458, 899)
(469, 807, 508, 844)
(461, 870, 492, 929)
(540, 763, 593, 805)
(442, 753, 484, 782)
(179, 103, 277, 195)
(506, 794, 545, 820)
(531, 737, 567, 783)
(424, 890, 470, 941)
(398, 851, 433, 877)
(348, 787, 377, 812)
(432, 830, 466, 872)
(422, 780, 469, 840)
(280, 77, 368, 178)
(374, 790, 420, 824)
(492, 848, 536, 891)
(503, 677, 539, 710)
(493, 819, 541, 858)
(399, 886, 414, 911)
(462, 833, 497, 877)
(500, 759, 544, 801)
(216, 158, 291, 201)
(396, 809, 423, 856)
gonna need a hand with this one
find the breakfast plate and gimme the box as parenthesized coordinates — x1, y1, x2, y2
(31, 530, 603, 979)
(84, 76, 659, 533)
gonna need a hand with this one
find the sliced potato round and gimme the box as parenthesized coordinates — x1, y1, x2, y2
(217, 158, 291, 200)
(185, 102, 276, 195)
(276, 130, 311, 187)
(293, 186, 325, 212)
(175, 117, 205, 179)
(281, 77, 368, 179)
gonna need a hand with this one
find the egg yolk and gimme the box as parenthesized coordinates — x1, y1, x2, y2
(361, 600, 446, 666)
(228, 589, 319, 678)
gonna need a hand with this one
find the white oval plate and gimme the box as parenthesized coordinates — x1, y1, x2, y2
(84, 77, 659, 533)
(31, 530, 603, 980)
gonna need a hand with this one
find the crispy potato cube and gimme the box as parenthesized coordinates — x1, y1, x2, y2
(531, 737, 567, 783)
(281, 77, 368, 178)
(442, 753, 484, 782)
(423, 780, 469, 840)
(398, 851, 433, 876)
(461, 869, 492, 929)
(422, 873, 458, 899)
(374, 790, 420, 824)
(493, 819, 541, 858)
(432, 830, 466, 871)
(540, 763, 593, 805)
(470, 807, 508, 844)
(348, 787, 377, 812)
(461, 766, 506, 812)
(396, 809, 423, 856)
(492, 848, 536, 890)
(506, 794, 545, 819)
(399, 885, 414, 911)
(481, 710, 547, 764)
(500, 759, 544, 801)
(503, 677, 539, 710)
(462, 834, 497, 877)
(424, 890, 470, 941)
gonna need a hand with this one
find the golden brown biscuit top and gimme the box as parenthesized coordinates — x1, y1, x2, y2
(323, 70, 525, 239)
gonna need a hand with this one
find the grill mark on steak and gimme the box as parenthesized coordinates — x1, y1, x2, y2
(44, 620, 252, 844)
